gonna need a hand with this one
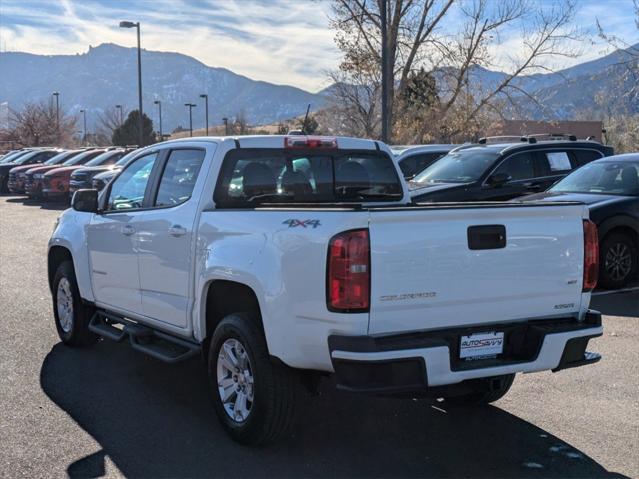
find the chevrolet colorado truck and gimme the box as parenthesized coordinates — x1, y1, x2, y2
(48, 135, 602, 445)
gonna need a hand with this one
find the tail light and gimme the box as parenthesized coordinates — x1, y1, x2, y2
(327, 229, 370, 312)
(285, 136, 337, 149)
(583, 219, 599, 292)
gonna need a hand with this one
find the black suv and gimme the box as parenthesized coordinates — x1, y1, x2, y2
(409, 135, 614, 202)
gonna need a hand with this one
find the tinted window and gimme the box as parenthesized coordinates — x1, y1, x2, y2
(412, 150, 499, 184)
(215, 149, 402, 207)
(85, 151, 124, 166)
(155, 149, 205, 207)
(63, 150, 103, 166)
(399, 152, 446, 179)
(551, 161, 639, 196)
(43, 151, 74, 166)
(107, 153, 158, 210)
(573, 149, 603, 167)
(493, 152, 536, 181)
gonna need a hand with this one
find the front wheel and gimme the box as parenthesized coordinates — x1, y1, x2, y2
(443, 374, 515, 406)
(52, 261, 98, 347)
(599, 233, 637, 289)
(208, 313, 298, 445)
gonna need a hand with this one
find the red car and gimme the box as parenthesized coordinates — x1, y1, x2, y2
(9, 150, 72, 194)
(26, 149, 103, 199)
(43, 149, 124, 201)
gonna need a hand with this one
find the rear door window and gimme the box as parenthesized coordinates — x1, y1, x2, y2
(493, 152, 536, 181)
(572, 149, 603, 167)
(154, 149, 205, 207)
(215, 149, 403, 207)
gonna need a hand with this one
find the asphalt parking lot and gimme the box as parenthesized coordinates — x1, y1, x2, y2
(1, 194, 637, 479)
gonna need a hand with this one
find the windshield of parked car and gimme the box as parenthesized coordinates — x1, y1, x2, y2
(215, 149, 403, 207)
(114, 150, 138, 167)
(411, 149, 499, 185)
(551, 161, 639, 196)
(1, 151, 22, 163)
(85, 151, 123, 166)
(62, 150, 101, 166)
(43, 151, 73, 165)
(13, 150, 43, 165)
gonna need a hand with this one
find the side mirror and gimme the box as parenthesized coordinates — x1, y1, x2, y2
(487, 172, 511, 187)
(72, 189, 99, 213)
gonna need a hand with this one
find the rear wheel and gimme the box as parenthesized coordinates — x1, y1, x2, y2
(208, 313, 298, 445)
(599, 233, 637, 289)
(444, 374, 515, 406)
(52, 261, 98, 347)
(0, 176, 8, 194)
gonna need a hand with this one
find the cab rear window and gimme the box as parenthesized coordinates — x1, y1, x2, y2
(214, 149, 403, 207)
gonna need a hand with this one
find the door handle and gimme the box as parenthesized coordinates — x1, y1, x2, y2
(121, 225, 136, 236)
(168, 225, 187, 237)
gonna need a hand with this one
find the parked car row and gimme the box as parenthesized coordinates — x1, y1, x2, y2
(0, 146, 137, 200)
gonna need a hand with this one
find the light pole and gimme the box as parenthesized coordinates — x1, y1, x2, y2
(115, 104, 123, 126)
(52, 91, 60, 134)
(119, 20, 144, 146)
(185, 103, 196, 137)
(380, 0, 390, 143)
(79, 109, 87, 145)
(199, 94, 209, 135)
(154, 100, 163, 141)
(222, 117, 228, 136)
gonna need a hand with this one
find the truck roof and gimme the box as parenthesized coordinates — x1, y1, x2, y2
(161, 135, 383, 152)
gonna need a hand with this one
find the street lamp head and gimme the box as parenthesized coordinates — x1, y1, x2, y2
(80, 109, 85, 113)
(52, 91, 59, 96)
(116, 104, 122, 108)
(154, 100, 160, 105)
(119, 21, 138, 28)
(199, 94, 207, 98)
(185, 103, 196, 107)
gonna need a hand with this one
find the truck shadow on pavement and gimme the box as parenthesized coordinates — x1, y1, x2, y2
(591, 291, 639, 318)
(40, 342, 628, 479)
(4, 196, 67, 211)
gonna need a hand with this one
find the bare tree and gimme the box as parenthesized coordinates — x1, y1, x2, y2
(7, 101, 77, 147)
(96, 106, 127, 144)
(328, 0, 581, 142)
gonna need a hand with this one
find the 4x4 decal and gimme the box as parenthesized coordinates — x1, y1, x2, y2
(282, 219, 321, 229)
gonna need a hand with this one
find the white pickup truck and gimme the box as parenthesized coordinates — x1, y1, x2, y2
(49, 135, 602, 445)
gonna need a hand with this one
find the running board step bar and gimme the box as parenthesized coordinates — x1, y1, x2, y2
(89, 311, 200, 364)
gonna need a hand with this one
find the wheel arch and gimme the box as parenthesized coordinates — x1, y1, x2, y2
(48, 245, 74, 293)
(201, 280, 266, 353)
(598, 216, 639, 246)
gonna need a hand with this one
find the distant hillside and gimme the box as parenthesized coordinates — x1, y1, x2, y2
(0, 43, 326, 132)
(1, 42, 637, 136)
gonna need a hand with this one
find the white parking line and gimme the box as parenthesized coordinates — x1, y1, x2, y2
(592, 286, 639, 297)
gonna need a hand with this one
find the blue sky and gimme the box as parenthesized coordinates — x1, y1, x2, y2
(0, 0, 637, 92)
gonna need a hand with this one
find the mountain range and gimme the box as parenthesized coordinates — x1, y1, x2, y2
(0, 42, 637, 134)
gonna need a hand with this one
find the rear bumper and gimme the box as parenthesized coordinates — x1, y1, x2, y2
(328, 311, 602, 394)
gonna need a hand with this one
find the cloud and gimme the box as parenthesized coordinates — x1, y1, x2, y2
(0, 0, 340, 92)
(1, 0, 637, 92)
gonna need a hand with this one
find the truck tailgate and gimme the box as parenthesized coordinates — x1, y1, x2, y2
(367, 204, 587, 335)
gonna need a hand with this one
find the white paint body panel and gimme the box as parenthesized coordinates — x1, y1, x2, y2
(48, 135, 596, 386)
(367, 204, 588, 335)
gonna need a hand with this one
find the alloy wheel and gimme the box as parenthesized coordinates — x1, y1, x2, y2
(604, 242, 632, 282)
(216, 338, 254, 423)
(56, 277, 74, 333)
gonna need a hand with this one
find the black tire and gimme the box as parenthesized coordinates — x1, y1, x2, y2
(444, 374, 515, 406)
(52, 261, 98, 347)
(0, 176, 8, 194)
(599, 232, 638, 289)
(208, 313, 298, 445)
